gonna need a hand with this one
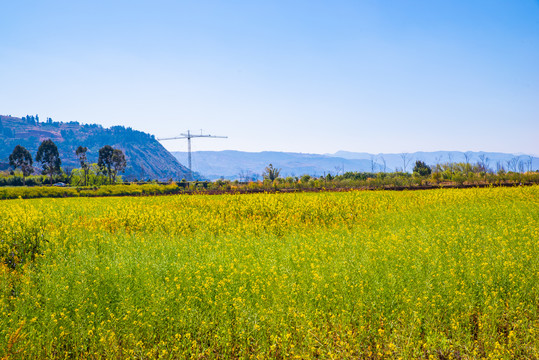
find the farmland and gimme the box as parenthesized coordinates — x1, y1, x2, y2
(1, 186, 539, 359)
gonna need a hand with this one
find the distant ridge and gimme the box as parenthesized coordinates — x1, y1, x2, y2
(173, 150, 538, 180)
(0, 115, 189, 180)
(329, 150, 538, 173)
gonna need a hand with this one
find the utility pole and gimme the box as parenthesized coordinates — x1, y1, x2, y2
(159, 130, 227, 180)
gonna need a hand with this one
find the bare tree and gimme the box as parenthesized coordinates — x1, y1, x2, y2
(518, 160, 525, 173)
(478, 154, 490, 172)
(462, 152, 473, 173)
(378, 155, 387, 172)
(238, 169, 247, 182)
(508, 157, 519, 172)
(400, 153, 412, 173)
(334, 165, 345, 176)
(496, 161, 504, 173)
(463, 152, 472, 165)
(76, 146, 89, 186)
(434, 155, 443, 174)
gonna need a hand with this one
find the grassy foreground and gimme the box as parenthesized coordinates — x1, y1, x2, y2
(1, 187, 539, 359)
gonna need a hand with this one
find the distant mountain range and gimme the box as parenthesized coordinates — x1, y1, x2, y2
(2, 114, 536, 182)
(173, 150, 538, 180)
(330, 150, 538, 173)
(0, 115, 189, 180)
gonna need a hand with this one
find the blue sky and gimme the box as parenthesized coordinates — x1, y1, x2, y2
(1, 1, 538, 154)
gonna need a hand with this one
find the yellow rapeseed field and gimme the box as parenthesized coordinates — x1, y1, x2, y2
(1, 186, 538, 359)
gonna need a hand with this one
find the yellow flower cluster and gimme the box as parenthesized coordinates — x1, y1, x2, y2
(1, 186, 538, 359)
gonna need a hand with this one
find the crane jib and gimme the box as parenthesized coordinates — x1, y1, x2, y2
(157, 130, 228, 180)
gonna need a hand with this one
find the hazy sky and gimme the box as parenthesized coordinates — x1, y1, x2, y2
(1, 1, 538, 154)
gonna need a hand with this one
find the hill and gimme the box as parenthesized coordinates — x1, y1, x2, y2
(173, 150, 538, 180)
(0, 115, 189, 180)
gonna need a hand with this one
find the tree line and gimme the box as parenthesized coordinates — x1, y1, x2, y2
(7, 140, 126, 186)
(257, 159, 539, 188)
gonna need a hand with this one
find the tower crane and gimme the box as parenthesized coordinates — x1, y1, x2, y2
(158, 130, 227, 180)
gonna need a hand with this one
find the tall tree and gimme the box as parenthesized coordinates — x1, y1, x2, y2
(263, 163, 281, 182)
(370, 155, 376, 173)
(75, 146, 89, 186)
(378, 155, 387, 172)
(9, 145, 34, 185)
(98, 145, 114, 184)
(111, 148, 127, 183)
(35, 139, 61, 185)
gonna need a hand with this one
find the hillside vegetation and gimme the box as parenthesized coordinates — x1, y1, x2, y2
(0, 115, 189, 180)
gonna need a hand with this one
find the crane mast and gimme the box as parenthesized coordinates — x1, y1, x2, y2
(158, 130, 227, 180)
